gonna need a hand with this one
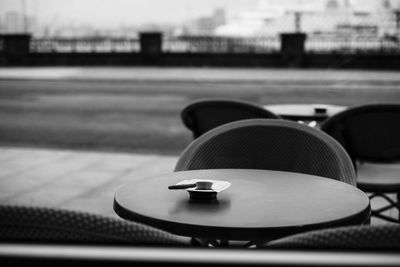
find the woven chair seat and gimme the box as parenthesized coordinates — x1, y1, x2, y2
(0, 205, 191, 246)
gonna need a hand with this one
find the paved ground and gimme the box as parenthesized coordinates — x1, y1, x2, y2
(1, 67, 400, 155)
(0, 146, 177, 218)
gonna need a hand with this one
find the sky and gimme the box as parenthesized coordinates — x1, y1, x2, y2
(1, 0, 260, 27)
(0, 0, 399, 28)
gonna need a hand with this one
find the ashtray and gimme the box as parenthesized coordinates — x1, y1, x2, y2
(170, 179, 231, 200)
(313, 105, 328, 114)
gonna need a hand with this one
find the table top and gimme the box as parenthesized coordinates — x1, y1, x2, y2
(114, 169, 370, 241)
(264, 104, 346, 121)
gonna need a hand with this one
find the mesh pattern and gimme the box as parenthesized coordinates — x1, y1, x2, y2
(181, 98, 280, 138)
(321, 104, 400, 163)
(175, 119, 356, 186)
(265, 224, 400, 249)
(0, 205, 190, 245)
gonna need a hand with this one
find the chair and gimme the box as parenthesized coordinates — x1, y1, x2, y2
(264, 224, 400, 250)
(320, 104, 400, 223)
(175, 119, 357, 186)
(181, 98, 280, 139)
(0, 205, 191, 246)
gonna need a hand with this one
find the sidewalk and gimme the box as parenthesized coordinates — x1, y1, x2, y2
(1, 67, 400, 82)
(0, 146, 177, 218)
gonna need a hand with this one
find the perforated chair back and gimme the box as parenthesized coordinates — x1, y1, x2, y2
(0, 205, 190, 246)
(181, 99, 280, 138)
(175, 119, 356, 186)
(320, 104, 400, 164)
(265, 224, 400, 250)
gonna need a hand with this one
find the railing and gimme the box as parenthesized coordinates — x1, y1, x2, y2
(3, 33, 400, 68)
(30, 38, 140, 53)
(163, 36, 280, 53)
(30, 36, 280, 54)
(29, 35, 400, 54)
(306, 36, 400, 54)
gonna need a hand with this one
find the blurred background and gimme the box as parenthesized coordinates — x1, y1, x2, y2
(0, 0, 399, 53)
(0, 0, 399, 39)
(0, 0, 399, 155)
(0, 0, 399, 221)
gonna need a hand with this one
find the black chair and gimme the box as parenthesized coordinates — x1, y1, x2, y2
(0, 205, 191, 246)
(265, 224, 400, 250)
(181, 98, 280, 139)
(175, 119, 357, 186)
(321, 104, 400, 223)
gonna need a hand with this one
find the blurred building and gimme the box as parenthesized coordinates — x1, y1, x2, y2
(215, 0, 400, 38)
(1, 10, 36, 34)
(215, 1, 284, 37)
(3, 11, 24, 32)
(182, 8, 226, 36)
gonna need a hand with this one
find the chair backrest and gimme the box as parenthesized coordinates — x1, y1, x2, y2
(265, 224, 400, 250)
(320, 104, 400, 164)
(0, 205, 190, 246)
(181, 98, 280, 138)
(175, 119, 356, 186)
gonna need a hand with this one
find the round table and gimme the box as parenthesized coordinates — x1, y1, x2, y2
(264, 104, 346, 123)
(114, 169, 370, 243)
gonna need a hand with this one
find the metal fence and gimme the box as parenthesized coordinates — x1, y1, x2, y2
(306, 36, 400, 54)
(30, 38, 140, 53)
(29, 35, 400, 54)
(163, 36, 280, 53)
